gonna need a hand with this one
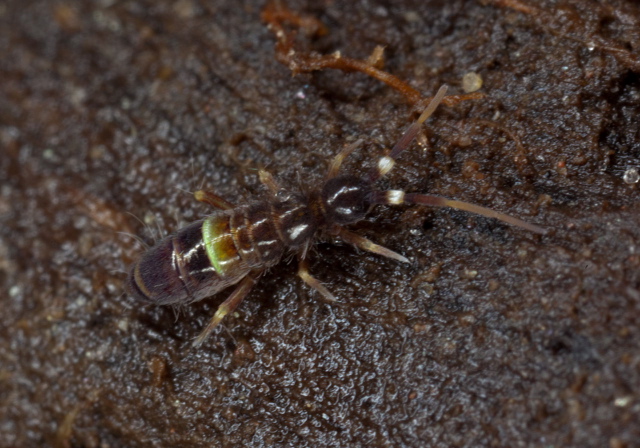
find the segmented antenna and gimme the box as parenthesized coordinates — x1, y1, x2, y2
(369, 85, 449, 183)
(370, 190, 546, 234)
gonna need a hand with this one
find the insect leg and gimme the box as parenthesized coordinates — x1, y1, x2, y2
(194, 190, 235, 210)
(297, 258, 336, 303)
(326, 139, 363, 179)
(192, 273, 258, 347)
(336, 227, 409, 263)
(368, 85, 448, 183)
(259, 168, 280, 195)
(370, 190, 546, 234)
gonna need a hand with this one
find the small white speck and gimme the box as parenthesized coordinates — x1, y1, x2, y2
(404, 11, 419, 22)
(117, 319, 129, 332)
(623, 168, 639, 184)
(463, 269, 478, 279)
(374, 6, 388, 16)
(462, 72, 483, 93)
(614, 396, 632, 407)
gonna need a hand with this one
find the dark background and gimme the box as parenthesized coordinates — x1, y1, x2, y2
(1, 0, 639, 446)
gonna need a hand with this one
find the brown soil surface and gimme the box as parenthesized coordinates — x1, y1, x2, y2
(1, 0, 639, 446)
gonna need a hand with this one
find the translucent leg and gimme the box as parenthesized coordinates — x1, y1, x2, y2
(194, 190, 235, 210)
(297, 258, 336, 303)
(192, 274, 258, 347)
(258, 169, 280, 195)
(337, 227, 409, 263)
(326, 139, 363, 179)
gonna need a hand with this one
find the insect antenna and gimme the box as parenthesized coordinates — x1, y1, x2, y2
(124, 211, 160, 245)
(112, 290, 134, 309)
(176, 186, 195, 197)
(368, 84, 449, 183)
(326, 139, 363, 179)
(117, 231, 150, 251)
(369, 191, 546, 234)
(364, 84, 545, 234)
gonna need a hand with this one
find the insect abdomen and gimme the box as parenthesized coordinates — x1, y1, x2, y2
(228, 203, 286, 269)
(126, 214, 251, 306)
(127, 197, 313, 307)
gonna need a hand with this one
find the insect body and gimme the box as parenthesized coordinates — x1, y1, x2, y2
(126, 86, 545, 347)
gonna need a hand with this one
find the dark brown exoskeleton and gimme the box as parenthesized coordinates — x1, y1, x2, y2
(126, 86, 545, 347)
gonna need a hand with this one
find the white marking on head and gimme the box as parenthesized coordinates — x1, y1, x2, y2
(328, 185, 360, 204)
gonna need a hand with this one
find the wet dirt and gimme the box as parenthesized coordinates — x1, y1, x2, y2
(1, 0, 639, 446)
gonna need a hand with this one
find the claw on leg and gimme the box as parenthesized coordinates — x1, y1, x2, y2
(326, 139, 363, 179)
(194, 190, 235, 210)
(258, 169, 280, 195)
(298, 258, 336, 303)
(337, 227, 410, 263)
(192, 274, 258, 347)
